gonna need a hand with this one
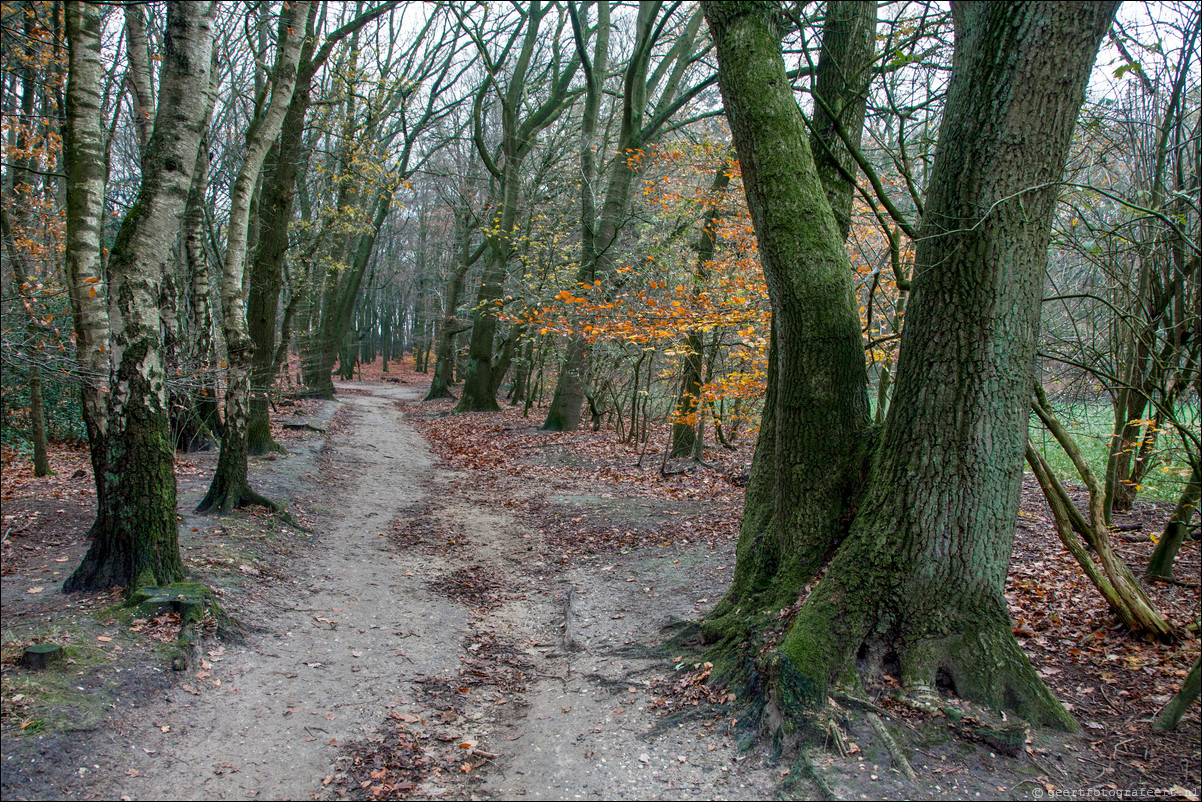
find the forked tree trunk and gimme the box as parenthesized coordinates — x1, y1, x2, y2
(703, 0, 1118, 731)
(66, 2, 218, 593)
(1028, 386, 1175, 638)
(198, 2, 311, 515)
(702, 0, 873, 639)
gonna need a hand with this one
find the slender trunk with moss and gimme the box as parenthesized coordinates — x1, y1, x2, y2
(807, 0, 875, 242)
(427, 213, 481, 400)
(1152, 656, 1200, 732)
(671, 162, 731, 457)
(62, 0, 110, 515)
(1146, 464, 1200, 582)
(198, 2, 310, 515)
(245, 97, 308, 455)
(703, 0, 1118, 733)
(302, 191, 394, 399)
(66, 2, 217, 594)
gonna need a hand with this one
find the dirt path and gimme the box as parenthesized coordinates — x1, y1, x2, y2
(66, 382, 781, 801)
(6, 379, 1197, 800)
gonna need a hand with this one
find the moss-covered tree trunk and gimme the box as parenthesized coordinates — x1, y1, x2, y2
(199, 2, 310, 515)
(66, 1, 217, 594)
(246, 76, 313, 456)
(62, 0, 110, 520)
(705, 0, 1118, 730)
(701, 0, 873, 643)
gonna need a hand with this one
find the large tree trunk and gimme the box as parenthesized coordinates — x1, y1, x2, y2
(701, 0, 873, 644)
(198, 1, 311, 515)
(721, 1, 1117, 731)
(66, 1, 218, 594)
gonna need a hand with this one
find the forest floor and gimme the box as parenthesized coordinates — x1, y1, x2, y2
(1, 366, 1199, 801)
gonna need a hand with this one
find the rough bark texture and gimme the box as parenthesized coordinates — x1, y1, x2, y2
(66, 1, 218, 593)
(769, 0, 1119, 730)
(701, 1, 871, 644)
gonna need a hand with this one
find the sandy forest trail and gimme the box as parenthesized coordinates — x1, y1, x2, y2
(78, 381, 782, 801)
(5, 377, 1198, 800)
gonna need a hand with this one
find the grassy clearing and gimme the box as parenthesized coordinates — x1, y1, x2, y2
(0, 622, 118, 735)
(1029, 399, 1199, 504)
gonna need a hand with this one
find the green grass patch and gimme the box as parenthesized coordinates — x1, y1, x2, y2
(1028, 400, 1199, 504)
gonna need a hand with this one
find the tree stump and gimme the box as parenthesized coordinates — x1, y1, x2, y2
(21, 643, 64, 669)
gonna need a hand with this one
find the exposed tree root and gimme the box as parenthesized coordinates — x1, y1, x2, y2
(196, 481, 310, 532)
